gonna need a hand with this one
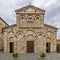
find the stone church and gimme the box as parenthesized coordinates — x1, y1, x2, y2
(0, 5, 59, 53)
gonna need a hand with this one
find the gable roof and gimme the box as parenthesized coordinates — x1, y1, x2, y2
(44, 24, 58, 30)
(15, 5, 45, 12)
(3, 24, 16, 29)
(57, 39, 60, 41)
(0, 17, 9, 25)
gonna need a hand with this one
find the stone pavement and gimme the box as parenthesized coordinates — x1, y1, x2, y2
(46, 53, 60, 60)
(0, 53, 60, 60)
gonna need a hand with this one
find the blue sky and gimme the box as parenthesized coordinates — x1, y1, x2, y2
(0, 0, 60, 39)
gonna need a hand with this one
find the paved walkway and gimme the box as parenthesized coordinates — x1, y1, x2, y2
(0, 53, 60, 60)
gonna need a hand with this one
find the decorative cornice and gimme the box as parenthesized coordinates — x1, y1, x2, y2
(19, 27, 43, 29)
(16, 12, 44, 15)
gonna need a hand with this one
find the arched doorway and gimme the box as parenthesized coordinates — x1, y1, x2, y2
(0, 38, 3, 51)
(26, 34, 35, 53)
(46, 43, 50, 53)
(10, 42, 14, 53)
(9, 37, 14, 53)
(46, 37, 51, 53)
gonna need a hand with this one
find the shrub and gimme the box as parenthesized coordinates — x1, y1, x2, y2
(40, 52, 46, 59)
(12, 53, 18, 58)
(57, 44, 60, 53)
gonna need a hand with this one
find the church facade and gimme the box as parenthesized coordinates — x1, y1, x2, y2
(2, 5, 58, 53)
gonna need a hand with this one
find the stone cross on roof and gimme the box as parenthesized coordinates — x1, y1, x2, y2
(29, 2, 31, 5)
(29, 1, 31, 5)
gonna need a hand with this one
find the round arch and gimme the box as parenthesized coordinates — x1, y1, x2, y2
(46, 37, 51, 43)
(25, 30, 36, 37)
(7, 31, 14, 37)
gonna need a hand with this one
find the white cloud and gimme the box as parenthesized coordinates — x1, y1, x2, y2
(44, 0, 57, 7)
(0, 0, 29, 24)
(32, 0, 45, 7)
(0, 0, 60, 39)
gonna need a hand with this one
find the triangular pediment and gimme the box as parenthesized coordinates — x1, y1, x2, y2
(15, 5, 45, 13)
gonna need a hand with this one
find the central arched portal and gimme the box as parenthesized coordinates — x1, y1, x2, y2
(25, 30, 36, 53)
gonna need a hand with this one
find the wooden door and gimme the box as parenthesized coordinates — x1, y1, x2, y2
(46, 43, 50, 53)
(27, 41, 34, 53)
(10, 42, 14, 53)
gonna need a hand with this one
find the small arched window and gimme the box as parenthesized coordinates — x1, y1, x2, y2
(28, 16, 33, 22)
(20, 16, 25, 19)
(36, 16, 40, 20)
